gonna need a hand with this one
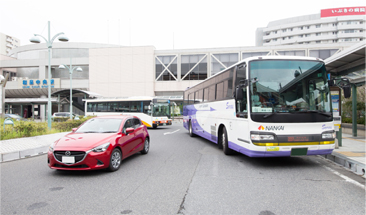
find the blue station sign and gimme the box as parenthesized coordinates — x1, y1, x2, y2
(19, 78, 61, 89)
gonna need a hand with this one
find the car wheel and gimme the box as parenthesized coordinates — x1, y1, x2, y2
(189, 120, 195, 137)
(141, 138, 150, 154)
(221, 127, 234, 155)
(108, 148, 122, 172)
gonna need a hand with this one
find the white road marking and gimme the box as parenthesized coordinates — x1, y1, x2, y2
(322, 165, 365, 189)
(164, 129, 180, 135)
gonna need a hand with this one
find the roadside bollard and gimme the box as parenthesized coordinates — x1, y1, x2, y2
(3, 118, 14, 132)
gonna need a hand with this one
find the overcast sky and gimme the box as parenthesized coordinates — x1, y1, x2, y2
(0, 0, 365, 50)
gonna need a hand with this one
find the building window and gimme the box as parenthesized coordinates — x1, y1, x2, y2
(242, 52, 269, 59)
(309, 49, 338, 60)
(211, 53, 238, 76)
(277, 50, 305, 56)
(316, 24, 321, 28)
(282, 29, 287, 33)
(155, 55, 178, 81)
(316, 33, 321, 36)
(181, 54, 207, 80)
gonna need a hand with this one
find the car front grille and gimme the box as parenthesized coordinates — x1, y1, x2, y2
(54, 151, 86, 164)
(54, 164, 89, 168)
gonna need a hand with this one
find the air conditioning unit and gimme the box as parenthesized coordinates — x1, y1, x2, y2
(12, 77, 17, 81)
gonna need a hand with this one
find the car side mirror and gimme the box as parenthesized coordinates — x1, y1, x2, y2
(126, 127, 135, 134)
(72, 128, 77, 132)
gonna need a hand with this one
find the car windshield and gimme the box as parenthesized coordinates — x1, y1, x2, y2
(76, 118, 122, 133)
(249, 60, 331, 114)
(152, 103, 171, 117)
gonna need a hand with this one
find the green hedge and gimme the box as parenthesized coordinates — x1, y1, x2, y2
(52, 116, 95, 131)
(342, 117, 365, 125)
(0, 116, 96, 140)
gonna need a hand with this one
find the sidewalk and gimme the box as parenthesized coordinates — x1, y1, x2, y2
(322, 133, 366, 177)
(0, 129, 365, 178)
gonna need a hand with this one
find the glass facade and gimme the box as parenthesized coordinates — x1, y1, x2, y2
(242, 52, 270, 59)
(211, 53, 238, 76)
(277, 50, 305, 56)
(181, 54, 207, 80)
(155, 56, 177, 81)
(309, 49, 338, 60)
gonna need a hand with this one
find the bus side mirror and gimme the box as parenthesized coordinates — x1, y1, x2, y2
(236, 86, 244, 100)
(328, 79, 335, 87)
(343, 85, 351, 98)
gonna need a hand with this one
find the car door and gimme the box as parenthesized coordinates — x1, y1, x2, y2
(132, 118, 144, 152)
(119, 118, 137, 158)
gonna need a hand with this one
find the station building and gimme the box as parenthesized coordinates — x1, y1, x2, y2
(0, 7, 365, 120)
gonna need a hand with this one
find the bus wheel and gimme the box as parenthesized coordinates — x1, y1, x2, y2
(221, 127, 234, 155)
(189, 120, 195, 137)
(153, 124, 157, 129)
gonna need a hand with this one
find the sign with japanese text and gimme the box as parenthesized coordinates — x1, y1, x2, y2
(321, 7, 366, 18)
(18, 78, 61, 89)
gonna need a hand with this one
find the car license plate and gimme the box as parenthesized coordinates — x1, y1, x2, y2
(62, 156, 75, 163)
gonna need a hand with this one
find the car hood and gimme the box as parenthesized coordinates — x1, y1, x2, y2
(54, 133, 117, 151)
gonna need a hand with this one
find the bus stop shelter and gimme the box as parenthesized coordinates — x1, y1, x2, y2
(325, 42, 365, 137)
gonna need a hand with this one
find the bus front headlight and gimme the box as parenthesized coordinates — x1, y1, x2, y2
(251, 134, 275, 141)
(322, 131, 336, 139)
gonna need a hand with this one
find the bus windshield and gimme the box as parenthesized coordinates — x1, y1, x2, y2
(152, 102, 171, 117)
(249, 60, 331, 114)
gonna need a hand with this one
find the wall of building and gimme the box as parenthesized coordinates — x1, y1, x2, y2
(89, 46, 156, 97)
(0, 32, 20, 56)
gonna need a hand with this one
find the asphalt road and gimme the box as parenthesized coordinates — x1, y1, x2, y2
(1, 122, 365, 215)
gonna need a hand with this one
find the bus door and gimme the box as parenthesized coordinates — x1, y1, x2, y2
(234, 86, 250, 149)
(233, 64, 250, 150)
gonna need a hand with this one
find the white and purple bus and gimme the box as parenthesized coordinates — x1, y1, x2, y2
(183, 56, 350, 157)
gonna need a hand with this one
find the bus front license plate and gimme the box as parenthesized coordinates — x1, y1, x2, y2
(291, 148, 308, 156)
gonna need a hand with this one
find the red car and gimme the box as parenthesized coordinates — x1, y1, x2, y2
(48, 115, 150, 171)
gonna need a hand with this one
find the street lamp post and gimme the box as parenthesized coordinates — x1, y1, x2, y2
(30, 21, 68, 129)
(59, 58, 83, 120)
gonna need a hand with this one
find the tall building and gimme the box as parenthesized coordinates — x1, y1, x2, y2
(256, 6, 365, 46)
(0, 32, 20, 56)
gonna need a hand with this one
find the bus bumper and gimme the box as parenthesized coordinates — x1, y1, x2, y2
(152, 120, 172, 127)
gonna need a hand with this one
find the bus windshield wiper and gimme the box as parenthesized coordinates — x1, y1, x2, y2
(306, 110, 331, 117)
(297, 110, 331, 117)
(263, 113, 276, 119)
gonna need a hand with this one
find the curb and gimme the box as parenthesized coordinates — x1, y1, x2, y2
(0, 145, 49, 163)
(321, 152, 366, 178)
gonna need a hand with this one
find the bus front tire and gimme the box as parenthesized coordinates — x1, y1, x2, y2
(221, 127, 234, 155)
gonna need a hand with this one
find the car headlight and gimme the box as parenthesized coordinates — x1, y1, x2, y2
(322, 131, 336, 139)
(49, 142, 56, 152)
(87, 142, 110, 153)
(251, 134, 275, 141)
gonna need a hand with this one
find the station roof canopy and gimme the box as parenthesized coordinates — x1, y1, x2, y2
(51, 89, 101, 98)
(325, 42, 365, 86)
(5, 97, 58, 105)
